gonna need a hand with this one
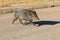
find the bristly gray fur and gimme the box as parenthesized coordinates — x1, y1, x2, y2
(12, 9, 39, 26)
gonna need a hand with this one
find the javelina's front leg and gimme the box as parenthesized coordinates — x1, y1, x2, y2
(29, 20, 36, 26)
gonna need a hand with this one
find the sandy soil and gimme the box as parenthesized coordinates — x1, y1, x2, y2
(0, 7, 60, 40)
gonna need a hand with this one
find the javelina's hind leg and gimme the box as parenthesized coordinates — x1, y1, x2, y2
(19, 18, 26, 25)
(12, 17, 18, 24)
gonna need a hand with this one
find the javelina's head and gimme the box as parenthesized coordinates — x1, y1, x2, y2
(31, 10, 39, 20)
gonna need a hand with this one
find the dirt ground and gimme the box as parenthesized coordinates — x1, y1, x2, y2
(0, 7, 60, 40)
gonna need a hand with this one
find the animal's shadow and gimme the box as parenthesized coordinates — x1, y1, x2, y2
(33, 21, 60, 26)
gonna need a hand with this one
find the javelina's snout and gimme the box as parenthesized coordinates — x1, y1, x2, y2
(12, 9, 39, 26)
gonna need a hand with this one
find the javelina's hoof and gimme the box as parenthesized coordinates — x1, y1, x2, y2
(32, 23, 39, 27)
(33, 24, 38, 27)
(22, 22, 28, 25)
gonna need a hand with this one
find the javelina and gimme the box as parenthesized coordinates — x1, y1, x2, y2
(12, 9, 39, 26)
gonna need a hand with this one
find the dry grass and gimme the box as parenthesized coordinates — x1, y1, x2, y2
(0, 0, 60, 7)
(0, 0, 60, 14)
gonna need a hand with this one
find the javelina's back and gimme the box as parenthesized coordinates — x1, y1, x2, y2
(15, 9, 39, 20)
